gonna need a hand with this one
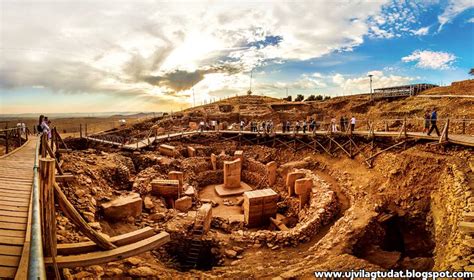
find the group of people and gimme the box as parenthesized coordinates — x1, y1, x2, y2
(423, 107, 440, 136)
(37, 115, 52, 139)
(249, 120, 274, 133)
(330, 116, 356, 133)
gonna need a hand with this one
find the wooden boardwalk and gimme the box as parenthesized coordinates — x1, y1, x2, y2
(0, 138, 37, 279)
(85, 129, 474, 150)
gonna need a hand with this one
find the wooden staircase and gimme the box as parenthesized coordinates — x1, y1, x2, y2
(182, 213, 206, 269)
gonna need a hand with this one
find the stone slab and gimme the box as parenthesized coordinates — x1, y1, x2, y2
(215, 182, 252, 196)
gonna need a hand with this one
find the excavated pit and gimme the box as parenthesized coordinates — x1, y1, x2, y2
(59, 134, 472, 278)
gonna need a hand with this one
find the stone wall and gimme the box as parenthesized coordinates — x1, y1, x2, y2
(230, 170, 339, 247)
(432, 160, 474, 271)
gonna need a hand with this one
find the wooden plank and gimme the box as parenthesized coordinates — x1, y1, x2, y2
(0, 210, 28, 218)
(0, 191, 31, 198)
(0, 205, 29, 212)
(45, 232, 171, 268)
(0, 216, 27, 224)
(0, 221, 27, 231)
(0, 266, 16, 278)
(57, 227, 155, 255)
(0, 255, 20, 267)
(0, 198, 30, 206)
(0, 229, 25, 238)
(463, 212, 474, 222)
(0, 236, 24, 245)
(0, 185, 32, 192)
(0, 245, 22, 256)
(459, 221, 474, 233)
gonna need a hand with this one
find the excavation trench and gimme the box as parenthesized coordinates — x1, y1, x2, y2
(57, 134, 467, 278)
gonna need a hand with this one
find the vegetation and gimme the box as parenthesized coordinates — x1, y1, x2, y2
(295, 94, 304, 102)
(282, 95, 292, 101)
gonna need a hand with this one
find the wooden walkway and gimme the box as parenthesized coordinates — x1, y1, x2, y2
(85, 129, 474, 150)
(0, 138, 37, 279)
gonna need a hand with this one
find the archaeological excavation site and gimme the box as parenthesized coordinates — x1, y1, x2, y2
(1, 82, 473, 279)
(38, 82, 471, 279)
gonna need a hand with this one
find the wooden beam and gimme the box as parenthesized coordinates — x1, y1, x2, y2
(57, 227, 155, 255)
(327, 136, 351, 158)
(54, 182, 116, 250)
(366, 141, 406, 162)
(45, 232, 171, 268)
(56, 173, 75, 182)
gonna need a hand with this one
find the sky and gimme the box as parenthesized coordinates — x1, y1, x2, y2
(1, 0, 473, 114)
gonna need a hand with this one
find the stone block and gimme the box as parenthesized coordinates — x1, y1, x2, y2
(187, 146, 196, 157)
(211, 153, 217, 171)
(266, 161, 277, 186)
(151, 179, 180, 197)
(103, 193, 142, 220)
(175, 196, 192, 212)
(168, 171, 184, 190)
(224, 159, 242, 189)
(198, 203, 213, 234)
(295, 178, 312, 195)
(234, 150, 244, 162)
(286, 172, 305, 196)
(243, 188, 278, 227)
(159, 144, 177, 157)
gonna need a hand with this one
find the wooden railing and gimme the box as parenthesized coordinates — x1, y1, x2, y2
(0, 127, 30, 155)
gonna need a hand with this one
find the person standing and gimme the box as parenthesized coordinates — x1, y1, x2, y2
(330, 117, 337, 132)
(240, 120, 244, 131)
(427, 108, 440, 136)
(423, 111, 430, 134)
(302, 120, 307, 134)
(41, 116, 52, 139)
(350, 116, 356, 132)
(340, 116, 345, 132)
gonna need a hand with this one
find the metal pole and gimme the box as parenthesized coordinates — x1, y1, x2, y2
(28, 137, 47, 279)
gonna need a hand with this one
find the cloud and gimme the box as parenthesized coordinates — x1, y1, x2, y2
(402, 50, 456, 70)
(438, 0, 474, 31)
(468, 18, 474, 23)
(330, 71, 415, 94)
(1, 0, 389, 104)
(412, 26, 430, 36)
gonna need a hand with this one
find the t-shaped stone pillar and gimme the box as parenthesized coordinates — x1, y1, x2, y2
(224, 158, 241, 188)
(286, 171, 305, 196)
(266, 161, 277, 186)
(295, 178, 312, 210)
(215, 158, 252, 196)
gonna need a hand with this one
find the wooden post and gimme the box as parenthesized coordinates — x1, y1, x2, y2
(85, 124, 88, 137)
(79, 124, 83, 138)
(5, 130, 9, 154)
(17, 127, 22, 146)
(39, 158, 60, 279)
(462, 117, 466, 134)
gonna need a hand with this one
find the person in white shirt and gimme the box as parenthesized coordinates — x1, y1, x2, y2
(41, 116, 51, 139)
(350, 116, 356, 132)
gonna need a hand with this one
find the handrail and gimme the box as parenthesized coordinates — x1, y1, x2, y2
(28, 137, 46, 279)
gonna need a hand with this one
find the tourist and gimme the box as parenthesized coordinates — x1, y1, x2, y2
(302, 120, 307, 134)
(331, 117, 337, 132)
(199, 120, 204, 132)
(286, 120, 291, 132)
(350, 116, 356, 132)
(309, 118, 315, 132)
(340, 116, 345, 132)
(295, 121, 300, 133)
(427, 108, 440, 136)
(37, 115, 44, 135)
(423, 110, 430, 134)
(41, 116, 52, 139)
(240, 120, 244, 131)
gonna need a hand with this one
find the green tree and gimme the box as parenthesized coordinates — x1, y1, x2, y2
(469, 68, 474, 76)
(305, 95, 316, 101)
(315, 95, 323, 100)
(295, 94, 304, 102)
(324, 96, 331, 100)
(282, 95, 292, 101)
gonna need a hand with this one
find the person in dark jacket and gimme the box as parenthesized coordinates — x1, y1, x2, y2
(427, 108, 440, 136)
